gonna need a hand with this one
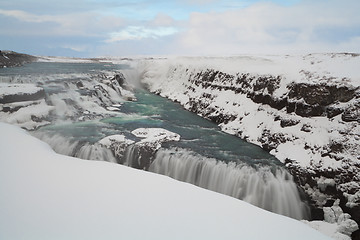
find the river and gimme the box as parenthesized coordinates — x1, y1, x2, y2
(0, 61, 310, 219)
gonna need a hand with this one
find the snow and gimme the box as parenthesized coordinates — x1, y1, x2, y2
(132, 127, 180, 150)
(303, 221, 351, 240)
(99, 134, 135, 147)
(303, 200, 359, 240)
(0, 83, 42, 97)
(0, 122, 331, 240)
(139, 54, 360, 89)
(0, 99, 54, 130)
(37, 56, 97, 63)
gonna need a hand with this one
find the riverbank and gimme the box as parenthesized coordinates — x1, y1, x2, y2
(138, 54, 360, 239)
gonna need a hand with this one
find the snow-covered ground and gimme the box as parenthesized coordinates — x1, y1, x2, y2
(0, 122, 333, 240)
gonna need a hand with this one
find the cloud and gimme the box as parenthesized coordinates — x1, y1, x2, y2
(170, 0, 360, 55)
(106, 26, 179, 42)
(149, 13, 176, 27)
(0, 8, 126, 37)
(180, 0, 218, 5)
(1, 0, 359, 57)
(0, 9, 52, 23)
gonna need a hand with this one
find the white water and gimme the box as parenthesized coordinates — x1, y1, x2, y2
(76, 143, 117, 163)
(32, 133, 79, 156)
(123, 144, 138, 167)
(33, 132, 117, 163)
(149, 148, 309, 220)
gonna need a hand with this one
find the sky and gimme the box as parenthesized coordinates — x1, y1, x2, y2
(0, 0, 359, 57)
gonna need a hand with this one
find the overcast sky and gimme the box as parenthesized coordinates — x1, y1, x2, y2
(0, 0, 359, 57)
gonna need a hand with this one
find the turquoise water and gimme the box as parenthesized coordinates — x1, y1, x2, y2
(40, 88, 281, 167)
(121, 90, 281, 166)
(1, 62, 281, 167)
(1, 62, 310, 220)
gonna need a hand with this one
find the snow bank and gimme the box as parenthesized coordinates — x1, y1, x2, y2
(132, 127, 180, 150)
(0, 122, 331, 240)
(0, 83, 42, 98)
(99, 134, 135, 147)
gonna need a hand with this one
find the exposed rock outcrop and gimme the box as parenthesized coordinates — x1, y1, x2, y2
(0, 50, 37, 68)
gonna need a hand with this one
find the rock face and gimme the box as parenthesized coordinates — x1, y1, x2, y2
(0, 84, 45, 104)
(140, 54, 360, 239)
(0, 50, 37, 68)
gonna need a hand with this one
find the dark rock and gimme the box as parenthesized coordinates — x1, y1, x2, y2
(326, 106, 344, 118)
(251, 93, 272, 105)
(280, 118, 300, 128)
(76, 81, 84, 88)
(342, 103, 360, 122)
(0, 50, 37, 68)
(301, 124, 312, 132)
(121, 145, 156, 170)
(208, 113, 237, 125)
(329, 142, 344, 153)
(253, 75, 281, 94)
(294, 102, 324, 117)
(248, 93, 287, 110)
(286, 102, 296, 113)
(270, 97, 287, 110)
(0, 88, 45, 104)
(260, 130, 286, 152)
(288, 83, 356, 106)
(310, 208, 325, 221)
(113, 73, 126, 87)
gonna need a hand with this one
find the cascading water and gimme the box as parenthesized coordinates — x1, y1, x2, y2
(2, 62, 312, 221)
(149, 148, 309, 220)
(33, 132, 117, 163)
(32, 132, 80, 156)
(76, 143, 117, 163)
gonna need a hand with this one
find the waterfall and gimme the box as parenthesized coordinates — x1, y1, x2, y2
(123, 144, 138, 167)
(149, 148, 309, 220)
(76, 143, 117, 163)
(32, 132, 117, 163)
(32, 132, 80, 156)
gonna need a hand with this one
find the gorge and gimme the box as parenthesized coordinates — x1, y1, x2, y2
(0, 53, 359, 239)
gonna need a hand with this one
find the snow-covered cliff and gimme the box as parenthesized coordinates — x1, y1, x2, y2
(139, 54, 360, 237)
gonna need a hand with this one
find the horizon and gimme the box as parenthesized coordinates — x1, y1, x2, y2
(1, 0, 359, 58)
